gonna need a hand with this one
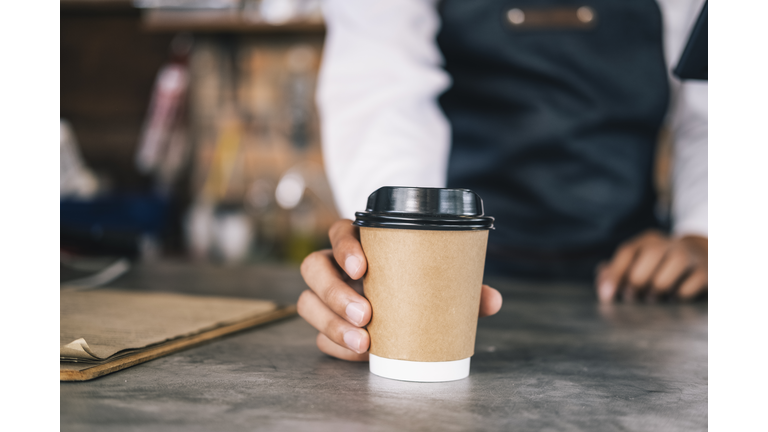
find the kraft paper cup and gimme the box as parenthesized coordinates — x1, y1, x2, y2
(354, 187, 494, 382)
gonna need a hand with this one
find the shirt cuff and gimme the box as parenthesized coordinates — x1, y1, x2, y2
(672, 201, 708, 238)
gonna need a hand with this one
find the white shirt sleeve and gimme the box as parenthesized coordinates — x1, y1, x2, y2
(658, 0, 708, 238)
(316, 0, 450, 220)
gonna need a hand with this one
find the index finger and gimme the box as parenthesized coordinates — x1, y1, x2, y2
(329, 219, 368, 280)
(598, 242, 639, 303)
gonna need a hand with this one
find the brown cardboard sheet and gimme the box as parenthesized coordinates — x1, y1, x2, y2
(61, 290, 278, 361)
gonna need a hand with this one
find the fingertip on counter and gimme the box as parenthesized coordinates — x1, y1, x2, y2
(597, 280, 615, 304)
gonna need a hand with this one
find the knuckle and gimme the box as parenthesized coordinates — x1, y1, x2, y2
(669, 245, 689, 263)
(628, 267, 648, 287)
(650, 242, 669, 255)
(329, 219, 350, 240)
(639, 242, 664, 259)
(316, 333, 332, 354)
(321, 280, 344, 306)
(299, 254, 313, 278)
(300, 250, 329, 278)
(614, 245, 635, 262)
(296, 290, 312, 317)
(300, 251, 317, 271)
(651, 274, 670, 292)
(322, 316, 344, 341)
(632, 230, 663, 247)
(338, 237, 361, 255)
(645, 229, 664, 241)
(328, 221, 341, 239)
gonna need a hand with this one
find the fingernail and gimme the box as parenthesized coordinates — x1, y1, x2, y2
(598, 281, 614, 303)
(346, 302, 365, 325)
(345, 255, 362, 277)
(343, 329, 364, 353)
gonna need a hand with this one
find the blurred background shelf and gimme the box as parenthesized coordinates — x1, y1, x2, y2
(61, 0, 335, 264)
(61, 1, 326, 34)
(61, 0, 134, 8)
(141, 10, 325, 33)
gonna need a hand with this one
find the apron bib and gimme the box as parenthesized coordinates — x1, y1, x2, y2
(438, 0, 670, 280)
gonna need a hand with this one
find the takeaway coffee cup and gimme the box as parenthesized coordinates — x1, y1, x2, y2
(353, 187, 494, 382)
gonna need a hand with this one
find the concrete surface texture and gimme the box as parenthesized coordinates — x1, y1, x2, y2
(60, 262, 707, 431)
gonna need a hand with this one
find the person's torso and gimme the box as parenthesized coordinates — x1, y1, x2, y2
(437, 0, 670, 280)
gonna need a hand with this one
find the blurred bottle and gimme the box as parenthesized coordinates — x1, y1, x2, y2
(275, 161, 336, 262)
(133, 0, 241, 10)
(60, 120, 100, 200)
(245, 178, 279, 258)
(249, 0, 322, 24)
(186, 200, 254, 265)
(186, 200, 215, 261)
(259, 0, 299, 24)
(285, 44, 315, 152)
(212, 203, 253, 264)
(136, 33, 193, 185)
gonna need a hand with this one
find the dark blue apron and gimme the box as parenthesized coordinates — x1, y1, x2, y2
(437, 0, 670, 281)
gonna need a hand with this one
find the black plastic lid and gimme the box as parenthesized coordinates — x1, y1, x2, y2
(353, 187, 494, 231)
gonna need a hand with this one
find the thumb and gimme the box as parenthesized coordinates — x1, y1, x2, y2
(479, 285, 503, 317)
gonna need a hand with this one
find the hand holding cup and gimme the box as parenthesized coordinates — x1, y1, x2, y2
(298, 219, 503, 362)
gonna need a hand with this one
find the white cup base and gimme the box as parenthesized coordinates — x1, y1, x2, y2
(369, 354, 470, 382)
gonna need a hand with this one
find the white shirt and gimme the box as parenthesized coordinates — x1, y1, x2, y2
(317, 0, 708, 238)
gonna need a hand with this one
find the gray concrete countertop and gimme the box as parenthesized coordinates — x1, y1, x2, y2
(60, 262, 707, 431)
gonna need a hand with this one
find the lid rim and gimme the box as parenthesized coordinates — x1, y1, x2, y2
(354, 186, 494, 230)
(353, 220, 494, 231)
(354, 212, 494, 230)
